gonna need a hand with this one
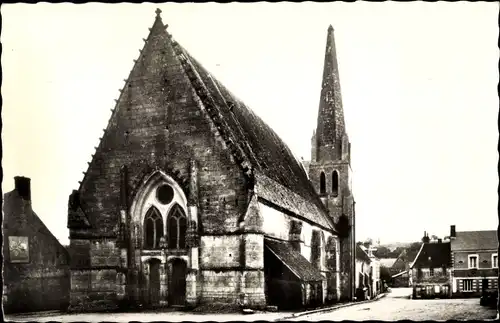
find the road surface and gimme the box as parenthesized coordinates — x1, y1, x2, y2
(5, 288, 497, 322)
(291, 287, 498, 321)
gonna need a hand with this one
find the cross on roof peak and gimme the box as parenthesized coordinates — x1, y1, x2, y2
(155, 8, 162, 17)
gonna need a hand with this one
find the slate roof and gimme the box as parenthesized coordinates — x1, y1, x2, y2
(411, 242, 451, 269)
(265, 238, 325, 282)
(450, 230, 498, 251)
(356, 244, 371, 263)
(393, 249, 419, 270)
(379, 258, 398, 268)
(254, 172, 334, 230)
(171, 23, 333, 229)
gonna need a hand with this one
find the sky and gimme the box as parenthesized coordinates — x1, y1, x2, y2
(2, 2, 498, 246)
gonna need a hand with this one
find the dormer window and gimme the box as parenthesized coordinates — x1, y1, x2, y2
(492, 254, 498, 268)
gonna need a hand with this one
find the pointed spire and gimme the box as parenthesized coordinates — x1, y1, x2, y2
(314, 25, 346, 161)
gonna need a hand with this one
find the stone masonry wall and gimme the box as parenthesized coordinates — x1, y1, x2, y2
(72, 16, 249, 239)
(69, 17, 252, 310)
(3, 188, 70, 314)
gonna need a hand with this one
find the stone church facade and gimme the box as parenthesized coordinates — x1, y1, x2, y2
(67, 9, 356, 311)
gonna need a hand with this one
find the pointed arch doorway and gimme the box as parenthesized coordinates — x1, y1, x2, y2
(169, 258, 187, 307)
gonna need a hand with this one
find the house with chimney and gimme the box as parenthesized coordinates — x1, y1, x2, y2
(449, 225, 498, 297)
(2, 176, 70, 313)
(410, 233, 452, 299)
(65, 9, 357, 311)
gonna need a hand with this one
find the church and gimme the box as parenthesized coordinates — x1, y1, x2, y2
(67, 9, 356, 311)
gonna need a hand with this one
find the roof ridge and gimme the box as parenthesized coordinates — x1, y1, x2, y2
(169, 41, 254, 179)
(166, 31, 331, 220)
(205, 71, 264, 170)
(457, 230, 497, 233)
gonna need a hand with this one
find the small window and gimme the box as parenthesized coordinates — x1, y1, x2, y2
(319, 172, 326, 195)
(429, 267, 434, 276)
(468, 255, 478, 269)
(492, 254, 498, 268)
(417, 268, 422, 279)
(462, 279, 473, 292)
(332, 171, 339, 197)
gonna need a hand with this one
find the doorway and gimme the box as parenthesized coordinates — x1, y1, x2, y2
(169, 258, 187, 307)
(148, 259, 161, 307)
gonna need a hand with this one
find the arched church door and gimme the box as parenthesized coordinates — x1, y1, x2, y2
(169, 258, 187, 307)
(149, 259, 161, 307)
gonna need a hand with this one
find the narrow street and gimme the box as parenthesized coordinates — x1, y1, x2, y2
(291, 288, 498, 321)
(5, 288, 497, 322)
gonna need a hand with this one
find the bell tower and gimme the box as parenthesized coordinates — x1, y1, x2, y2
(308, 25, 355, 302)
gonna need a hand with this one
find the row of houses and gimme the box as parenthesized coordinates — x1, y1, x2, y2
(410, 226, 498, 299)
(355, 244, 382, 301)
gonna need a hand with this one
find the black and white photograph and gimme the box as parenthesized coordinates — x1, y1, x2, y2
(1, 2, 498, 321)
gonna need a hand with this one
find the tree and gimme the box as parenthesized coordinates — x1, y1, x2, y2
(373, 246, 391, 259)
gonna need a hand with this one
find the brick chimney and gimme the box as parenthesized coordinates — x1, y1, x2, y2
(450, 225, 456, 239)
(14, 176, 31, 201)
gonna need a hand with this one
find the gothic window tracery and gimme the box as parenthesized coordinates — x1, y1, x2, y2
(144, 207, 163, 249)
(167, 204, 187, 249)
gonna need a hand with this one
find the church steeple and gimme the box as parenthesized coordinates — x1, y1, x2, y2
(314, 25, 346, 162)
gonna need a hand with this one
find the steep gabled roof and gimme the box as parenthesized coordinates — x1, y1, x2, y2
(168, 18, 333, 229)
(356, 244, 371, 263)
(4, 189, 70, 259)
(394, 248, 419, 266)
(411, 242, 451, 269)
(72, 10, 334, 232)
(450, 230, 498, 251)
